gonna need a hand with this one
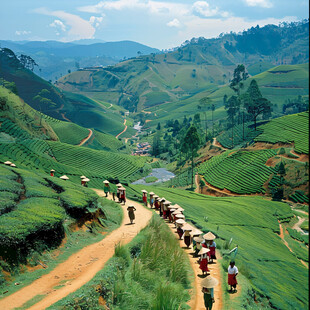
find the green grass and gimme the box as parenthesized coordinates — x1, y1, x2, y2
(46, 118, 89, 145)
(145, 176, 158, 183)
(197, 149, 277, 194)
(49, 215, 192, 310)
(128, 186, 307, 310)
(255, 111, 309, 154)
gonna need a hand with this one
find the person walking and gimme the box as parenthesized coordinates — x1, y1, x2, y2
(149, 192, 155, 208)
(209, 240, 217, 263)
(127, 205, 136, 224)
(228, 261, 238, 293)
(199, 247, 210, 275)
(103, 180, 110, 197)
(142, 190, 148, 207)
(116, 183, 122, 202)
(119, 187, 126, 204)
(201, 276, 219, 310)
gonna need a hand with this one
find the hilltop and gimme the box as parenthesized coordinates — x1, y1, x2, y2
(57, 20, 309, 117)
(0, 40, 160, 82)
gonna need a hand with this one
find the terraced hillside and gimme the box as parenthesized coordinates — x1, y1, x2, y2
(255, 111, 309, 154)
(197, 149, 277, 194)
(0, 86, 149, 187)
(0, 48, 128, 136)
(128, 185, 308, 310)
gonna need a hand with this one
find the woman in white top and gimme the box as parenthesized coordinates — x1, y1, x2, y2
(227, 261, 238, 292)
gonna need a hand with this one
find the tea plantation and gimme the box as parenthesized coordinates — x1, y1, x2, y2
(255, 112, 309, 154)
(129, 185, 308, 310)
(197, 149, 277, 194)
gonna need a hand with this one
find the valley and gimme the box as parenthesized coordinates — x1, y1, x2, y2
(0, 18, 308, 310)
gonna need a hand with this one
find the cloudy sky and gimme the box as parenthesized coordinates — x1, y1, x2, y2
(1, 0, 308, 49)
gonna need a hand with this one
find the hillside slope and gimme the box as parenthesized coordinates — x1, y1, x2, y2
(57, 21, 309, 117)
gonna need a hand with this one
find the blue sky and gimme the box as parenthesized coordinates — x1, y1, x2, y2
(1, 0, 308, 49)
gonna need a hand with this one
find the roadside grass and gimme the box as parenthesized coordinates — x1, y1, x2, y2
(128, 185, 308, 310)
(49, 215, 192, 310)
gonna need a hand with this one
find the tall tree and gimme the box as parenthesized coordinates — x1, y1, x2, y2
(198, 97, 212, 141)
(243, 79, 272, 130)
(229, 64, 248, 96)
(181, 125, 200, 188)
(225, 96, 240, 148)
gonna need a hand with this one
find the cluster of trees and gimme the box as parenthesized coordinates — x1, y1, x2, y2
(282, 95, 309, 115)
(18, 54, 38, 72)
(224, 64, 272, 147)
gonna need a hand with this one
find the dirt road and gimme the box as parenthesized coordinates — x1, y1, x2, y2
(115, 119, 127, 139)
(167, 221, 223, 310)
(0, 191, 152, 310)
(78, 129, 93, 146)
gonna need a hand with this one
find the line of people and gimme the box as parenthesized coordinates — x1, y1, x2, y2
(141, 189, 239, 309)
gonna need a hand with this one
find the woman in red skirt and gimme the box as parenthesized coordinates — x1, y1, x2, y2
(227, 261, 238, 292)
(142, 190, 148, 206)
(199, 247, 210, 275)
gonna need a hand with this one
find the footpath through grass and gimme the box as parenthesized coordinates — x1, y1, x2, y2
(128, 185, 308, 310)
(49, 215, 192, 310)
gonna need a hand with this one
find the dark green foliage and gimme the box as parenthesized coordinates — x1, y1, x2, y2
(287, 228, 309, 245)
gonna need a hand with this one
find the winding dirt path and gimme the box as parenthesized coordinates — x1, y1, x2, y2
(166, 221, 223, 310)
(78, 129, 93, 146)
(115, 119, 127, 139)
(292, 216, 307, 234)
(0, 191, 152, 310)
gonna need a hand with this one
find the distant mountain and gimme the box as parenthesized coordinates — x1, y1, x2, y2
(57, 20, 309, 118)
(0, 40, 160, 81)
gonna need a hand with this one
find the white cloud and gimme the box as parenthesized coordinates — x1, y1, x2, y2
(34, 8, 95, 41)
(78, 0, 189, 16)
(49, 19, 66, 31)
(244, 0, 273, 8)
(167, 18, 181, 27)
(89, 16, 104, 28)
(192, 1, 219, 17)
(15, 30, 31, 36)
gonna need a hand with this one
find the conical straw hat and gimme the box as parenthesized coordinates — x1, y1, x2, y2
(103, 180, 110, 184)
(10, 163, 16, 167)
(141, 189, 148, 193)
(203, 232, 216, 240)
(154, 195, 159, 199)
(177, 207, 184, 212)
(50, 169, 55, 172)
(4, 161, 12, 165)
(169, 209, 176, 212)
(201, 276, 219, 288)
(193, 236, 204, 243)
(60, 175, 69, 180)
(172, 204, 181, 209)
(198, 247, 210, 255)
(175, 219, 186, 224)
(172, 210, 182, 215)
(116, 183, 122, 187)
(82, 178, 90, 182)
(190, 229, 203, 236)
(80, 175, 86, 179)
(149, 192, 155, 195)
(182, 224, 193, 231)
(175, 214, 185, 219)
(164, 201, 171, 205)
(119, 187, 126, 191)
